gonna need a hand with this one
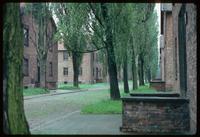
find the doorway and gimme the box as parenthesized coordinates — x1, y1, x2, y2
(178, 4, 187, 97)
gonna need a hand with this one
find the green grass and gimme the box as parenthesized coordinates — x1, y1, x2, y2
(81, 89, 128, 114)
(57, 82, 109, 90)
(23, 88, 49, 96)
(81, 99, 122, 114)
(131, 83, 157, 93)
(81, 83, 156, 114)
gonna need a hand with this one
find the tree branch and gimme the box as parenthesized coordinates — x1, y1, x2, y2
(88, 3, 104, 28)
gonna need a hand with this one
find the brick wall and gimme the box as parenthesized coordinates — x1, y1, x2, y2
(22, 13, 58, 89)
(46, 18, 58, 89)
(163, 12, 175, 91)
(172, 4, 197, 134)
(22, 14, 38, 87)
(57, 42, 105, 84)
(150, 81, 165, 91)
(120, 96, 190, 134)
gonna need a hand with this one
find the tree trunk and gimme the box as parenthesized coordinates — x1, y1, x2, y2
(3, 3, 30, 134)
(138, 54, 145, 86)
(141, 56, 145, 85)
(106, 47, 121, 100)
(123, 54, 129, 93)
(72, 52, 79, 88)
(147, 67, 151, 83)
(39, 59, 46, 88)
(132, 48, 138, 90)
(101, 3, 120, 100)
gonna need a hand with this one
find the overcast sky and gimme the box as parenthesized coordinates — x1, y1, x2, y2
(155, 3, 161, 61)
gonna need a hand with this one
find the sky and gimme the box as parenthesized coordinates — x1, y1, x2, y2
(155, 3, 161, 65)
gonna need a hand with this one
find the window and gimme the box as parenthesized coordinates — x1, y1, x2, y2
(63, 51, 68, 60)
(96, 67, 98, 79)
(23, 58, 29, 76)
(174, 37, 178, 80)
(63, 67, 68, 76)
(49, 62, 53, 77)
(99, 68, 101, 77)
(93, 67, 95, 76)
(23, 26, 29, 47)
(79, 67, 82, 76)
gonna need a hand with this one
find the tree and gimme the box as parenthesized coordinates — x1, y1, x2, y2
(133, 3, 156, 86)
(3, 3, 30, 134)
(89, 3, 121, 99)
(52, 3, 89, 88)
(24, 3, 55, 89)
(112, 3, 131, 93)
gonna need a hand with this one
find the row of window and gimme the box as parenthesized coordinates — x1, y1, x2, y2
(23, 58, 53, 77)
(23, 26, 53, 52)
(63, 67, 102, 77)
(63, 67, 82, 76)
(93, 67, 102, 77)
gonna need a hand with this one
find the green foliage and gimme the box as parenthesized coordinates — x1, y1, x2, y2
(23, 88, 49, 96)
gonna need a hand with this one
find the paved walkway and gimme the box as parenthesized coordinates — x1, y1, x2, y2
(31, 112, 125, 135)
(24, 87, 128, 135)
(24, 87, 109, 100)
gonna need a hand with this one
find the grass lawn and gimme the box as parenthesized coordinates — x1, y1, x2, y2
(81, 83, 156, 114)
(81, 89, 129, 114)
(131, 83, 157, 93)
(58, 82, 109, 90)
(23, 88, 49, 96)
(81, 99, 122, 114)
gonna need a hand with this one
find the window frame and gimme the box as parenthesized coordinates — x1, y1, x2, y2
(49, 62, 53, 77)
(63, 67, 68, 76)
(23, 57, 29, 76)
(23, 25, 29, 47)
(63, 51, 68, 60)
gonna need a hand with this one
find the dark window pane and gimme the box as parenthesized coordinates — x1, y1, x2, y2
(63, 51, 68, 60)
(23, 58, 29, 76)
(49, 62, 53, 76)
(23, 27, 29, 47)
(63, 67, 68, 76)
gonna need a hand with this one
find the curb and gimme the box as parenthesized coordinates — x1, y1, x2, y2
(24, 89, 88, 100)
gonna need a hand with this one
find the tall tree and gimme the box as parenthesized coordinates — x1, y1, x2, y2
(52, 3, 89, 88)
(64, 3, 121, 99)
(3, 3, 30, 134)
(113, 3, 131, 93)
(24, 3, 54, 89)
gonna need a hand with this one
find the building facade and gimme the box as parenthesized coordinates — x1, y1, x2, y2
(160, 4, 175, 91)
(58, 42, 106, 84)
(160, 3, 197, 133)
(172, 3, 197, 134)
(21, 6, 58, 89)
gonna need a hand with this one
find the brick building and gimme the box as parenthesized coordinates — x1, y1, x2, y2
(160, 3, 175, 91)
(21, 5, 58, 89)
(160, 3, 197, 133)
(172, 3, 197, 134)
(57, 42, 106, 84)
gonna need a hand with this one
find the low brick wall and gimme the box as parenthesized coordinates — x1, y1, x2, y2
(46, 82, 57, 90)
(150, 80, 165, 91)
(130, 92, 180, 97)
(120, 95, 190, 134)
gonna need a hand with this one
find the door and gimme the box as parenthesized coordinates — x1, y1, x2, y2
(178, 4, 187, 97)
